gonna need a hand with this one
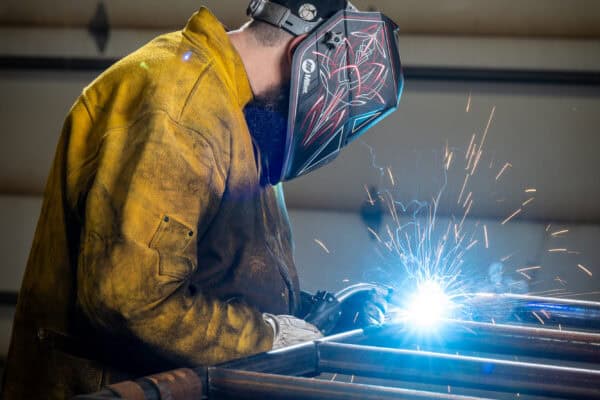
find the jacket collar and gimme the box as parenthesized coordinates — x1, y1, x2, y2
(183, 7, 254, 108)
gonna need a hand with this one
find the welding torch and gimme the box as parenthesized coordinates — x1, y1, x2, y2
(302, 283, 393, 336)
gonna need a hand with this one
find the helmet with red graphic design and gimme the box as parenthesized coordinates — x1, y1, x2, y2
(247, 0, 403, 181)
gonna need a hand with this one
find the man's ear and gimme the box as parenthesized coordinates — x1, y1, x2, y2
(286, 34, 308, 65)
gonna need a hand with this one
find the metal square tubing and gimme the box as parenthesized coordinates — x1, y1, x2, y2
(317, 342, 600, 399)
(208, 368, 493, 400)
(346, 320, 600, 363)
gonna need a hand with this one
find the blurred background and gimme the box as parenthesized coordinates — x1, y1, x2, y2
(1, 0, 600, 378)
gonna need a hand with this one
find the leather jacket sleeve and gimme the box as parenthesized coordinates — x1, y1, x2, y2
(74, 110, 274, 366)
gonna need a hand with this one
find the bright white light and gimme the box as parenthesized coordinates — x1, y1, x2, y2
(404, 280, 451, 328)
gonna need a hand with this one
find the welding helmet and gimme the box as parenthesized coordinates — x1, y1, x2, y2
(247, 0, 404, 182)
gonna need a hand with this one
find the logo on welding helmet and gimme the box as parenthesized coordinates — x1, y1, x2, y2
(302, 59, 316, 74)
(301, 59, 317, 95)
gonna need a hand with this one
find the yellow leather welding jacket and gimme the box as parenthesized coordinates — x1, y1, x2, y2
(2, 8, 300, 399)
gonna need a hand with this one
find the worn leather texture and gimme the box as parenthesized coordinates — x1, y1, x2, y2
(1, 7, 299, 399)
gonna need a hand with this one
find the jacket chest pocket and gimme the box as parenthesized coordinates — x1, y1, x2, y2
(149, 215, 196, 280)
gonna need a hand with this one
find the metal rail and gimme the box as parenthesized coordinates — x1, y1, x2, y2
(3, 56, 600, 86)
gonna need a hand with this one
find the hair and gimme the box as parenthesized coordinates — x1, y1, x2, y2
(246, 20, 293, 47)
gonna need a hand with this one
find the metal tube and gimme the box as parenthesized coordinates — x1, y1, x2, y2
(317, 342, 600, 399)
(216, 342, 318, 376)
(208, 367, 493, 400)
(349, 320, 600, 363)
(463, 294, 600, 330)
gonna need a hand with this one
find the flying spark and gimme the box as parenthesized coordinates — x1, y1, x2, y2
(495, 162, 512, 181)
(314, 239, 331, 254)
(517, 266, 542, 273)
(387, 167, 395, 186)
(551, 229, 569, 237)
(465, 92, 472, 112)
(577, 264, 593, 277)
(483, 225, 489, 248)
(501, 208, 522, 225)
(462, 192, 473, 209)
(445, 152, 454, 171)
(525, 188, 537, 193)
(548, 248, 567, 253)
(532, 311, 545, 325)
(466, 143, 478, 170)
(457, 174, 470, 205)
(466, 134, 476, 160)
(501, 253, 516, 262)
(470, 149, 484, 175)
(364, 185, 375, 205)
(459, 199, 474, 229)
(522, 198, 535, 207)
(480, 106, 496, 150)
(554, 276, 568, 286)
(519, 272, 532, 280)
(466, 240, 478, 250)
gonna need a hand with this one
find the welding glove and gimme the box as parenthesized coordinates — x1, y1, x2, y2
(263, 314, 323, 350)
(333, 285, 389, 334)
(303, 284, 390, 336)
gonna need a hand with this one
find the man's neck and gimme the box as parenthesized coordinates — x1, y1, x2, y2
(228, 29, 288, 98)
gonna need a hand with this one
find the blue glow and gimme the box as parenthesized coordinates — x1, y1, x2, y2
(394, 279, 454, 330)
(182, 51, 193, 62)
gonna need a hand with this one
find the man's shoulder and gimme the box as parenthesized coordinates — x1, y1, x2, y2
(82, 30, 229, 125)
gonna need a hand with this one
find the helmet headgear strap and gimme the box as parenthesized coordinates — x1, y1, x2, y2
(247, 0, 324, 36)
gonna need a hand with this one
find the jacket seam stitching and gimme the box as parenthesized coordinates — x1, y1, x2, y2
(80, 93, 96, 124)
(178, 59, 214, 121)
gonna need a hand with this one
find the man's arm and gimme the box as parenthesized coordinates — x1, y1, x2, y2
(74, 110, 274, 366)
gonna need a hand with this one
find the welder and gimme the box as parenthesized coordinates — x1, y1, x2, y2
(1, 1, 403, 398)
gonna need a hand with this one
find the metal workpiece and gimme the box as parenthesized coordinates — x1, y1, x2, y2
(76, 296, 600, 400)
(462, 293, 600, 330)
(351, 319, 600, 364)
(318, 342, 600, 399)
(214, 341, 319, 376)
(207, 367, 493, 400)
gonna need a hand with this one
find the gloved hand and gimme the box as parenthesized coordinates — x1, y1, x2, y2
(303, 284, 391, 336)
(263, 314, 323, 350)
(334, 284, 389, 334)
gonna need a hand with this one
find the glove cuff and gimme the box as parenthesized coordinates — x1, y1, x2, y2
(263, 314, 323, 349)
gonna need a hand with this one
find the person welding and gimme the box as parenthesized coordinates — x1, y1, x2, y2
(1, 1, 403, 398)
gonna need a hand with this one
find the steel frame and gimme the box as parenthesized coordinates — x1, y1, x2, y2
(75, 296, 600, 399)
